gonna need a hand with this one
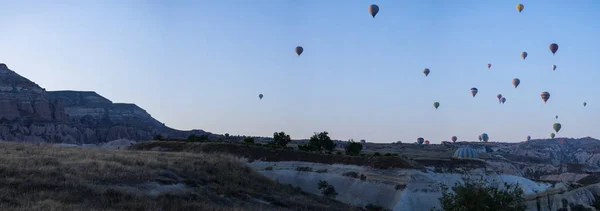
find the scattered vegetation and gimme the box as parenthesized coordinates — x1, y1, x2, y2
(373, 152, 381, 156)
(395, 184, 407, 190)
(264, 166, 273, 171)
(342, 171, 367, 180)
(432, 177, 526, 211)
(153, 134, 163, 141)
(317, 180, 338, 198)
(0, 141, 360, 210)
(345, 139, 363, 156)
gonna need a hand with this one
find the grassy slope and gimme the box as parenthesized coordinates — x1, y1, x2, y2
(0, 141, 361, 211)
(130, 141, 425, 170)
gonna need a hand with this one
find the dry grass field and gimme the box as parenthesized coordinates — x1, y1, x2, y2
(0, 141, 361, 211)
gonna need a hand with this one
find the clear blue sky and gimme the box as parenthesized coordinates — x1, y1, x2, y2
(0, 0, 599, 143)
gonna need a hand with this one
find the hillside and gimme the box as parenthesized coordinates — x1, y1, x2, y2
(0, 141, 360, 211)
(0, 63, 207, 144)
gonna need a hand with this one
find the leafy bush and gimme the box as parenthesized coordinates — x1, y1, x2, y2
(153, 134, 163, 141)
(317, 180, 338, 198)
(373, 152, 381, 156)
(316, 169, 328, 173)
(345, 139, 363, 156)
(433, 177, 526, 211)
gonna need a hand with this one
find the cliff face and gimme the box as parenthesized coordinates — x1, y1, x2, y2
(0, 63, 205, 144)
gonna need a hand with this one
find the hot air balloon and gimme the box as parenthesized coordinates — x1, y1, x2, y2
(424, 140, 430, 145)
(470, 88, 478, 97)
(487, 63, 492, 69)
(417, 137, 424, 145)
(295, 46, 303, 56)
(497, 94, 503, 104)
(555, 115, 558, 119)
(481, 133, 489, 142)
(501, 97, 506, 104)
(258, 94, 263, 100)
(541, 92, 550, 103)
(368, 4, 379, 18)
(512, 78, 520, 88)
(584, 102, 587, 107)
(550, 43, 559, 55)
(433, 102, 440, 110)
(526, 136, 531, 141)
(553, 123, 561, 133)
(423, 68, 430, 77)
(516, 4, 524, 12)
(550, 133, 555, 139)
(478, 135, 482, 142)
(552, 65, 557, 71)
(451, 136, 457, 143)
(521, 52, 528, 60)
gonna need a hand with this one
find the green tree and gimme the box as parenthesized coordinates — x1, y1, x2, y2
(153, 134, 163, 141)
(345, 139, 363, 156)
(272, 132, 291, 147)
(308, 131, 336, 153)
(433, 177, 526, 211)
(187, 134, 209, 142)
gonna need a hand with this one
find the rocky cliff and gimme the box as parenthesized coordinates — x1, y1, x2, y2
(0, 63, 206, 143)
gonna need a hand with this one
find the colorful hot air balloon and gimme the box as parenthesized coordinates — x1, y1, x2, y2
(259, 94, 263, 100)
(516, 4, 524, 13)
(512, 78, 520, 88)
(497, 94, 503, 104)
(584, 102, 587, 107)
(470, 88, 478, 97)
(433, 102, 440, 110)
(424, 140, 430, 145)
(451, 136, 457, 143)
(550, 43, 559, 55)
(423, 68, 430, 77)
(521, 52, 528, 60)
(553, 123, 562, 133)
(552, 65, 557, 71)
(481, 133, 489, 142)
(501, 97, 506, 104)
(550, 133, 555, 139)
(295, 46, 303, 56)
(417, 137, 424, 144)
(368, 4, 379, 18)
(541, 92, 550, 103)
(487, 63, 492, 69)
(478, 135, 482, 142)
(526, 135, 531, 141)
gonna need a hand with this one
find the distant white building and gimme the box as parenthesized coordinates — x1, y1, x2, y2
(360, 139, 367, 150)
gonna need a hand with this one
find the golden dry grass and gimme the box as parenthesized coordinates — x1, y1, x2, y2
(0, 141, 360, 211)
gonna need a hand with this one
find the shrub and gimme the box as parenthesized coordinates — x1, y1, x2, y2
(187, 134, 209, 142)
(243, 137, 255, 144)
(335, 151, 342, 155)
(153, 134, 163, 141)
(295, 166, 313, 172)
(317, 180, 338, 198)
(345, 139, 363, 156)
(432, 177, 526, 211)
(264, 166, 273, 171)
(373, 152, 381, 156)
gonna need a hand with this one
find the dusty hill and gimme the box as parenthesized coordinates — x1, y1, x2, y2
(0, 141, 360, 211)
